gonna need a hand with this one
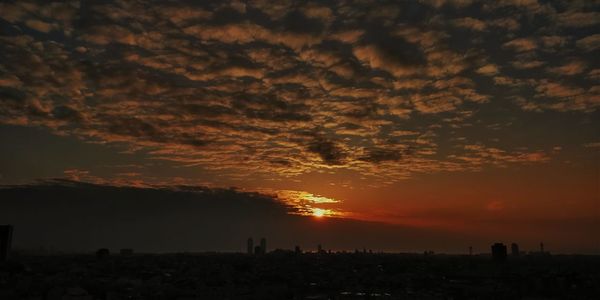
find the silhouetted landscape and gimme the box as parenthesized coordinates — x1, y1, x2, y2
(2, 249, 600, 299)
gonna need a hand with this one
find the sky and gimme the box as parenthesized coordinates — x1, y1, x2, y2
(0, 0, 598, 254)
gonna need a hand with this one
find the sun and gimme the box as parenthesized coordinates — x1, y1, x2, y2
(312, 208, 326, 218)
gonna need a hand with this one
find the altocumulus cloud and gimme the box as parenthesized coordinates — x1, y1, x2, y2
(0, 0, 598, 185)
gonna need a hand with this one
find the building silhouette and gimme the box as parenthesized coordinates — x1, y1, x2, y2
(96, 248, 110, 259)
(120, 248, 133, 256)
(540, 242, 544, 253)
(294, 245, 302, 254)
(511, 243, 520, 256)
(247, 238, 253, 254)
(0, 225, 13, 262)
(245, 237, 266, 254)
(491, 243, 507, 261)
(260, 238, 266, 254)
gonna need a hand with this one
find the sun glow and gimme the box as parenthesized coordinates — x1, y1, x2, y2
(312, 208, 326, 218)
(270, 189, 346, 218)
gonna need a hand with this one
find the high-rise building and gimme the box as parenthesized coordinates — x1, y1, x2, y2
(491, 243, 507, 261)
(318, 244, 323, 253)
(0, 225, 13, 262)
(260, 238, 266, 254)
(511, 243, 520, 256)
(294, 245, 302, 254)
(96, 248, 110, 259)
(540, 242, 544, 253)
(247, 238, 254, 254)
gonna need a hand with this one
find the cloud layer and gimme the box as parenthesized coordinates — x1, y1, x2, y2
(0, 0, 598, 185)
(0, 180, 483, 253)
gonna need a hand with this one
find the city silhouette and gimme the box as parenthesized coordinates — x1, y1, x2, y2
(2, 221, 600, 298)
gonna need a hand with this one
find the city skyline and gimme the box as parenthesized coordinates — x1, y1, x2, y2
(0, 0, 599, 254)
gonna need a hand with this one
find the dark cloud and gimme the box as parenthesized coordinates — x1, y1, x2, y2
(361, 29, 426, 69)
(307, 135, 346, 165)
(359, 147, 404, 163)
(280, 10, 325, 35)
(0, 181, 480, 252)
(107, 117, 162, 140)
(51, 105, 83, 122)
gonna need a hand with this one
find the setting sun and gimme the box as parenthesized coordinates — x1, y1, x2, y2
(312, 208, 326, 218)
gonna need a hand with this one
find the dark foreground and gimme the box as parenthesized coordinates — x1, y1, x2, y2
(1, 252, 599, 299)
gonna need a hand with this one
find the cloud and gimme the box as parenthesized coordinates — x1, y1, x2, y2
(306, 135, 347, 165)
(483, 0, 550, 15)
(0, 0, 592, 186)
(531, 80, 600, 112)
(576, 34, 600, 52)
(503, 38, 537, 52)
(421, 0, 474, 9)
(511, 59, 545, 69)
(476, 64, 500, 76)
(452, 17, 487, 31)
(540, 35, 568, 49)
(535, 80, 584, 99)
(359, 147, 405, 163)
(24, 19, 56, 33)
(353, 31, 426, 78)
(547, 61, 586, 76)
(556, 11, 600, 28)
(489, 18, 520, 31)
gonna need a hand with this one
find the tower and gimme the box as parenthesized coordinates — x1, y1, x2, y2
(260, 237, 266, 254)
(0, 225, 13, 262)
(511, 243, 520, 256)
(491, 243, 507, 261)
(247, 238, 254, 254)
(540, 242, 544, 253)
(96, 248, 110, 259)
(469, 246, 473, 256)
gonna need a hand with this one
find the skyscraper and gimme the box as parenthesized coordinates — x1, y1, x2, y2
(260, 238, 266, 254)
(247, 238, 254, 254)
(0, 225, 13, 262)
(511, 243, 520, 256)
(96, 248, 110, 259)
(491, 243, 507, 261)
